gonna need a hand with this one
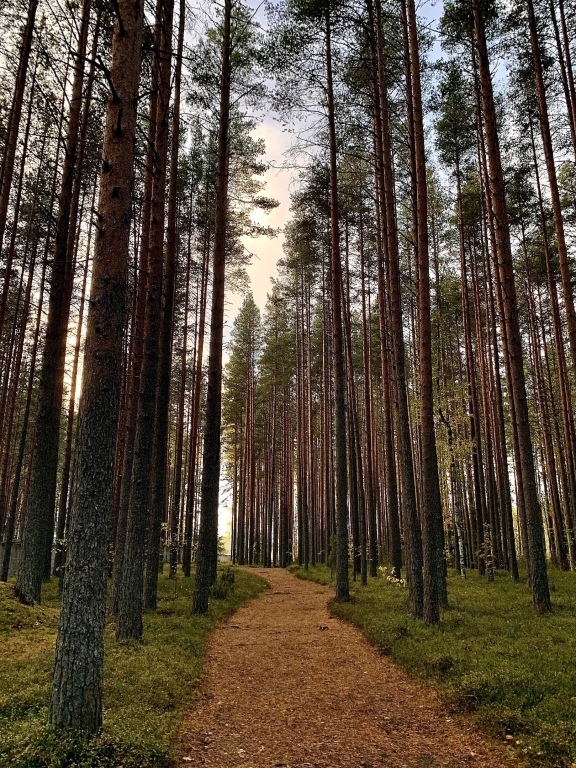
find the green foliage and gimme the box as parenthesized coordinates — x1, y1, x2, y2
(288, 562, 332, 585)
(432, 61, 476, 171)
(210, 566, 236, 600)
(558, 161, 576, 223)
(223, 293, 261, 427)
(290, 564, 576, 768)
(0, 570, 266, 767)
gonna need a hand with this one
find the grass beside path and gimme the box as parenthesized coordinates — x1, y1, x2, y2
(290, 563, 576, 768)
(0, 567, 266, 768)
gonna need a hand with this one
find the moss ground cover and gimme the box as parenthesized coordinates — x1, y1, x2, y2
(0, 568, 266, 767)
(290, 563, 576, 768)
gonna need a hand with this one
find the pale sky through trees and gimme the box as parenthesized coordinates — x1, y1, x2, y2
(228, 0, 443, 325)
(231, 119, 293, 315)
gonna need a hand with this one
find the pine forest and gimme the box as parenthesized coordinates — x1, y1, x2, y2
(0, 0, 576, 764)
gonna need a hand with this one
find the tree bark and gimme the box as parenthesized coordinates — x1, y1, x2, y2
(116, 0, 174, 639)
(144, 0, 182, 608)
(325, 8, 349, 601)
(404, 0, 446, 621)
(16, 0, 92, 604)
(373, 0, 423, 616)
(50, 0, 145, 731)
(193, 0, 233, 613)
(472, 0, 550, 612)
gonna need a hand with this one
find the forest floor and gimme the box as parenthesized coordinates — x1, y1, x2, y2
(0, 568, 266, 768)
(180, 567, 519, 768)
(289, 564, 576, 768)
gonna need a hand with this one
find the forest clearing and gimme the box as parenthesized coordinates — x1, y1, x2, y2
(1, 0, 576, 761)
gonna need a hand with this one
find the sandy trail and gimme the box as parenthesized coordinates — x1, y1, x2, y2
(180, 568, 518, 768)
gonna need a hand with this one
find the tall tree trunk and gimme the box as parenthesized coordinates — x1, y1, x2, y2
(360, 218, 378, 577)
(0, 0, 39, 337)
(50, 0, 145, 731)
(193, 0, 233, 613)
(53, 33, 100, 576)
(526, 0, 576, 378)
(16, 0, 92, 604)
(404, 0, 446, 621)
(144, 0, 183, 608)
(116, 0, 174, 638)
(472, 0, 550, 612)
(0, 243, 36, 550)
(549, 0, 576, 159)
(169, 89, 190, 579)
(457, 166, 489, 576)
(110, 4, 162, 612)
(553, 0, 576, 161)
(0, 63, 36, 437)
(0, 70, 38, 514)
(53, 206, 93, 578)
(1, 255, 47, 582)
(325, 8, 349, 601)
(183, 226, 210, 576)
(373, 0, 423, 616)
(529, 115, 576, 566)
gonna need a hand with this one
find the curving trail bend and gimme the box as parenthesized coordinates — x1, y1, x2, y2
(180, 568, 518, 768)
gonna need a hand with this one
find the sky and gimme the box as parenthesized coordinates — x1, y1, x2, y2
(227, 118, 294, 318)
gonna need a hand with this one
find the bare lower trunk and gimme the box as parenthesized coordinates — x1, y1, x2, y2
(325, 9, 349, 601)
(472, 0, 550, 612)
(16, 0, 92, 604)
(49, 0, 145, 731)
(193, 0, 232, 613)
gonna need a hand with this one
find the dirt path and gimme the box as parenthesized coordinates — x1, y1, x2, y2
(180, 569, 518, 768)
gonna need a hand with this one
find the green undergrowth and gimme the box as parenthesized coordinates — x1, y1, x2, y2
(289, 562, 576, 768)
(0, 567, 266, 768)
